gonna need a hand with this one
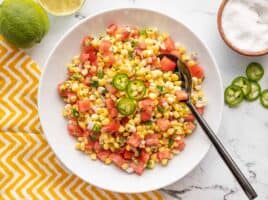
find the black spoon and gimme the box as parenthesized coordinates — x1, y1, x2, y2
(159, 54, 257, 200)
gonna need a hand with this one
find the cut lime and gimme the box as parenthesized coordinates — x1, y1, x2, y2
(38, 0, 85, 16)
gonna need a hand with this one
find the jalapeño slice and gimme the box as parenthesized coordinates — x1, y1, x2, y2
(112, 73, 129, 91)
(224, 85, 244, 106)
(126, 80, 146, 100)
(231, 76, 251, 96)
(245, 81, 261, 101)
(260, 89, 268, 108)
(117, 98, 137, 116)
(246, 62, 264, 81)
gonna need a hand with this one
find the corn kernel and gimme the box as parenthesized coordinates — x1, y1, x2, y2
(121, 163, 129, 170)
(90, 153, 97, 160)
(103, 143, 109, 150)
(105, 158, 112, 164)
(102, 118, 110, 125)
(187, 60, 196, 67)
(75, 143, 81, 150)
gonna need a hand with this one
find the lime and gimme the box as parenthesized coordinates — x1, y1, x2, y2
(0, 0, 49, 48)
(38, 0, 85, 16)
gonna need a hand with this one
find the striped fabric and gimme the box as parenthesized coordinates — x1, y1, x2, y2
(0, 36, 163, 200)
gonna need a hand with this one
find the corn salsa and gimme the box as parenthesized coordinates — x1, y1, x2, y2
(58, 24, 207, 175)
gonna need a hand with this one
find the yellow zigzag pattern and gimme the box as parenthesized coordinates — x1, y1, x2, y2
(0, 36, 41, 134)
(0, 36, 163, 199)
(0, 132, 162, 200)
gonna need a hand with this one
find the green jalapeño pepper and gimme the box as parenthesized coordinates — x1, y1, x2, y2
(117, 98, 137, 116)
(112, 73, 129, 91)
(245, 81, 261, 101)
(246, 62, 264, 81)
(231, 76, 251, 96)
(126, 80, 146, 100)
(224, 85, 244, 106)
(260, 90, 268, 108)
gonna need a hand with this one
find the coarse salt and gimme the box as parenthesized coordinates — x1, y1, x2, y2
(222, 0, 268, 52)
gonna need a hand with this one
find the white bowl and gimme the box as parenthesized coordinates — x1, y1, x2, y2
(38, 8, 223, 193)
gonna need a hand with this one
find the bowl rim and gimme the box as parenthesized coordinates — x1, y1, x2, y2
(38, 7, 223, 193)
(217, 0, 268, 57)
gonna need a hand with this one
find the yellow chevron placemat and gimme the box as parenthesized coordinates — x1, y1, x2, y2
(0, 35, 163, 200)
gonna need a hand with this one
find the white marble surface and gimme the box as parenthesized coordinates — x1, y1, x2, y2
(26, 0, 268, 199)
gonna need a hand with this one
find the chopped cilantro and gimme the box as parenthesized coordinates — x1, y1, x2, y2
(168, 138, 174, 148)
(72, 109, 79, 118)
(92, 123, 101, 133)
(157, 105, 164, 113)
(97, 70, 104, 79)
(144, 120, 153, 125)
(90, 80, 99, 87)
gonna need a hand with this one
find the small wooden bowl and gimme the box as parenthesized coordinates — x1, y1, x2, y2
(217, 0, 268, 56)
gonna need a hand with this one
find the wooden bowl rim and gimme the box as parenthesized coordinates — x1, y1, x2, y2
(217, 0, 268, 57)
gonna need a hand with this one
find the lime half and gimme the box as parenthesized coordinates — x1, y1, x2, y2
(38, 0, 85, 16)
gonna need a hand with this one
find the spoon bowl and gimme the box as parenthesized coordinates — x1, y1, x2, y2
(158, 54, 192, 95)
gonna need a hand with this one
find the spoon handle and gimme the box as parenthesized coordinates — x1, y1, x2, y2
(186, 101, 257, 200)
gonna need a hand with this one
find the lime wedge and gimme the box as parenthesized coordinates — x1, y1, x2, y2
(38, 0, 85, 16)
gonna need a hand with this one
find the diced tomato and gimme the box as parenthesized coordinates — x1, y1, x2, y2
(138, 41, 146, 50)
(160, 56, 176, 71)
(127, 133, 141, 148)
(89, 65, 97, 75)
(103, 52, 115, 67)
(94, 142, 102, 153)
(139, 98, 154, 112)
(105, 98, 118, 118)
(145, 134, 159, 146)
(66, 92, 76, 103)
(87, 51, 97, 63)
(130, 27, 139, 38)
(110, 153, 126, 167)
(97, 150, 111, 162)
(81, 36, 93, 51)
(140, 111, 152, 122)
(106, 24, 118, 35)
(171, 50, 180, 57)
(174, 137, 185, 151)
(187, 122, 196, 131)
(58, 83, 67, 97)
(164, 37, 175, 52)
(184, 114, 195, 122)
(123, 150, 134, 160)
(130, 162, 145, 175)
(85, 141, 95, 151)
(175, 90, 188, 101)
(78, 99, 91, 112)
(157, 150, 171, 160)
(157, 119, 170, 131)
(83, 130, 91, 137)
(139, 151, 150, 164)
(80, 53, 90, 63)
(189, 65, 205, 79)
(197, 107, 205, 115)
(105, 98, 116, 109)
(99, 40, 112, 53)
(120, 30, 130, 41)
(67, 123, 83, 137)
(83, 45, 95, 54)
(120, 117, 129, 125)
(83, 75, 91, 86)
(101, 121, 120, 133)
(109, 108, 118, 118)
(107, 85, 117, 94)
